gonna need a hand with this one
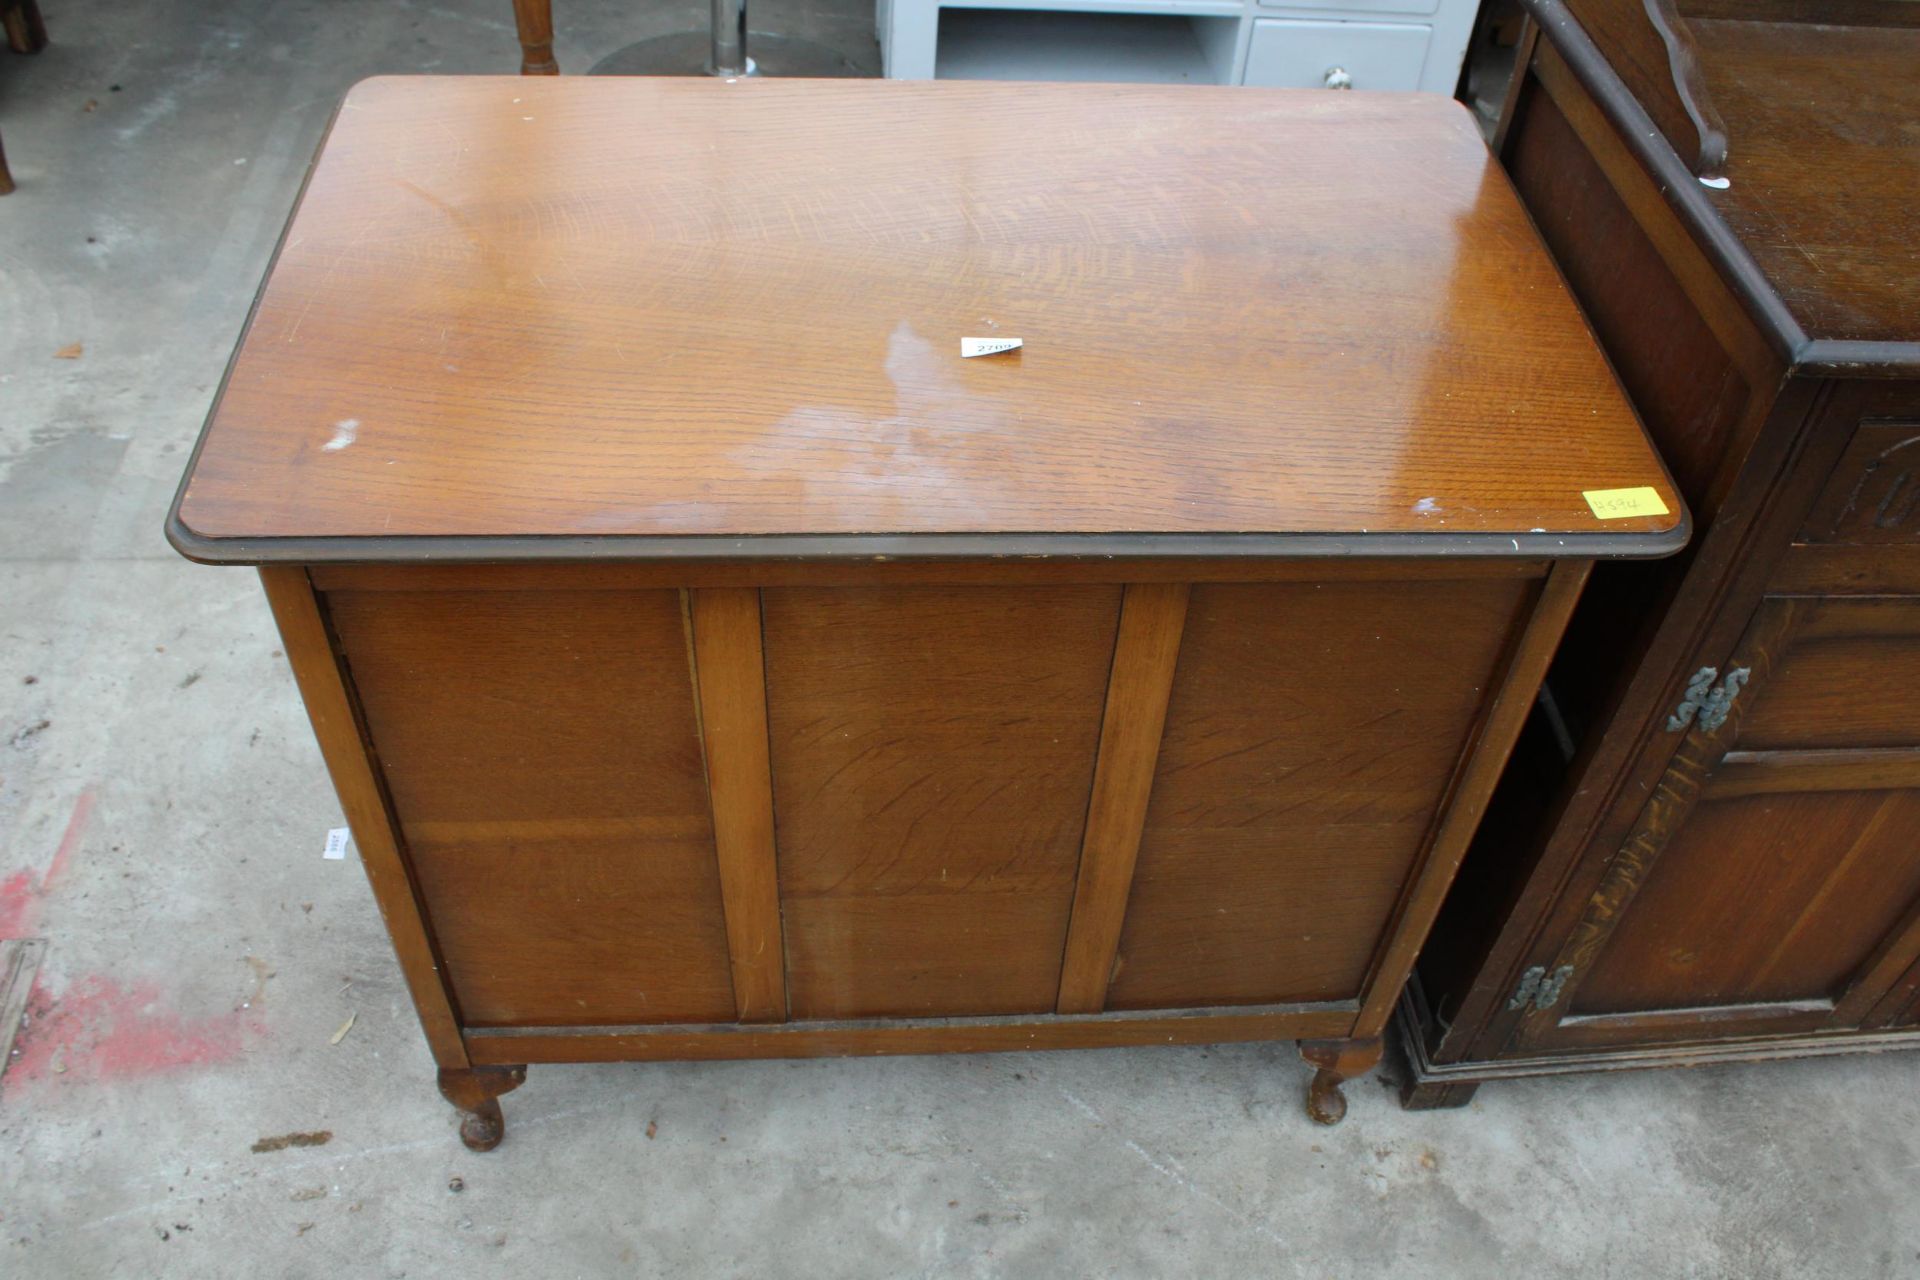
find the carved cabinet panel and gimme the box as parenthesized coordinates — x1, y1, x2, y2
(1800, 423, 1920, 547)
(1510, 596, 1920, 1052)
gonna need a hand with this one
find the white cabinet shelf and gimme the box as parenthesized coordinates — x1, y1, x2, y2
(880, 0, 1478, 94)
(935, 10, 1241, 83)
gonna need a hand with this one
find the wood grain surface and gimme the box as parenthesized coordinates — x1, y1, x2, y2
(464, 1000, 1359, 1064)
(173, 77, 1679, 557)
(1687, 15, 1920, 345)
(1732, 599, 1920, 752)
(1568, 596, 1920, 1018)
(1054, 582, 1189, 1014)
(762, 584, 1118, 1019)
(688, 588, 788, 1023)
(323, 586, 739, 1026)
(1104, 576, 1533, 1010)
(259, 567, 470, 1064)
(1573, 786, 1920, 1013)
(1559, 0, 1726, 178)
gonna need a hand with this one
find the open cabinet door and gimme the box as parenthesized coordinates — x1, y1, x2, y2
(1510, 595, 1920, 1053)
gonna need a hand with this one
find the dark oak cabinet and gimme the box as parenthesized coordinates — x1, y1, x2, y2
(1400, 0, 1920, 1103)
(1512, 593, 1920, 1050)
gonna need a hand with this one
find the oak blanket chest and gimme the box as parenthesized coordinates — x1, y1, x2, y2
(169, 77, 1682, 1147)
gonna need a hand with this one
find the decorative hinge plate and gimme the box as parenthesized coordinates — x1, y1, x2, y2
(1666, 665, 1750, 734)
(1508, 963, 1575, 1013)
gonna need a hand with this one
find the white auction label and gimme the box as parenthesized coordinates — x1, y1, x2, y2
(960, 337, 1022, 358)
(323, 827, 351, 860)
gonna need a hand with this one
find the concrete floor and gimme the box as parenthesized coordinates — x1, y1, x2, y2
(3, 1, 1919, 1275)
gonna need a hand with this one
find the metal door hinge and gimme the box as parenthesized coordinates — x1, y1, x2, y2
(1665, 665, 1750, 734)
(1508, 964, 1574, 1012)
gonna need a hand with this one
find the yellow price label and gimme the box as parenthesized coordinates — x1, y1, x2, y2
(1582, 486, 1670, 520)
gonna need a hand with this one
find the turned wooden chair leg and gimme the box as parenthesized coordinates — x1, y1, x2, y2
(2, 0, 47, 196)
(1298, 1037, 1383, 1126)
(511, 0, 558, 74)
(3, 0, 49, 54)
(438, 1064, 529, 1151)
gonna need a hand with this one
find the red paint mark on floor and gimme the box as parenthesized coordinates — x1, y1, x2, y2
(5, 974, 260, 1092)
(42, 790, 95, 889)
(0, 869, 37, 936)
(0, 789, 94, 937)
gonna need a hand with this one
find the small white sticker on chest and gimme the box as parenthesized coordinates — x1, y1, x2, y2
(960, 337, 1022, 358)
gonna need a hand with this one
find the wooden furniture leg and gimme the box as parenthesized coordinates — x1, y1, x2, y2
(1399, 1077, 1481, 1111)
(511, 0, 558, 74)
(438, 1065, 529, 1151)
(1, 0, 48, 197)
(3, 0, 47, 53)
(1298, 1038, 1383, 1126)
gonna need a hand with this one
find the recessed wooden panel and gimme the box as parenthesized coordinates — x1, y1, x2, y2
(1736, 598, 1920, 751)
(1565, 596, 1920, 1019)
(1105, 579, 1529, 1009)
(764, 585, 1119, 1019)
(325, 588, 737, 1026)
(1571, 787, 1920, 1014)
(1506, 74, 1752, 509)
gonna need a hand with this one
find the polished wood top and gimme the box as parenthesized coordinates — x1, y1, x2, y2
(1686, 12, 1920, 346)
(171, 78, 1682, 562)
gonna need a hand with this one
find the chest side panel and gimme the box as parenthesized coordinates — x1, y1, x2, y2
(325, 587, 738, 1027)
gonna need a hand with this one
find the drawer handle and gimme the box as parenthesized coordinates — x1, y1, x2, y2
(1323, 66, 1354, 90)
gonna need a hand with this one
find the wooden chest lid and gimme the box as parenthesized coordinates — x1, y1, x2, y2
(169, 77, 1684, 563)
(1687, 8, 1920, 352)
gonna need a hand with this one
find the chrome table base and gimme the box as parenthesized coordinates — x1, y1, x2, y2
(588, 30, 862, 77)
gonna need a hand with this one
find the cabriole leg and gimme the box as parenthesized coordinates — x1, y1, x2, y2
(1297, 1037, 1383, 1126)
(438, 1064, 528, 1151)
